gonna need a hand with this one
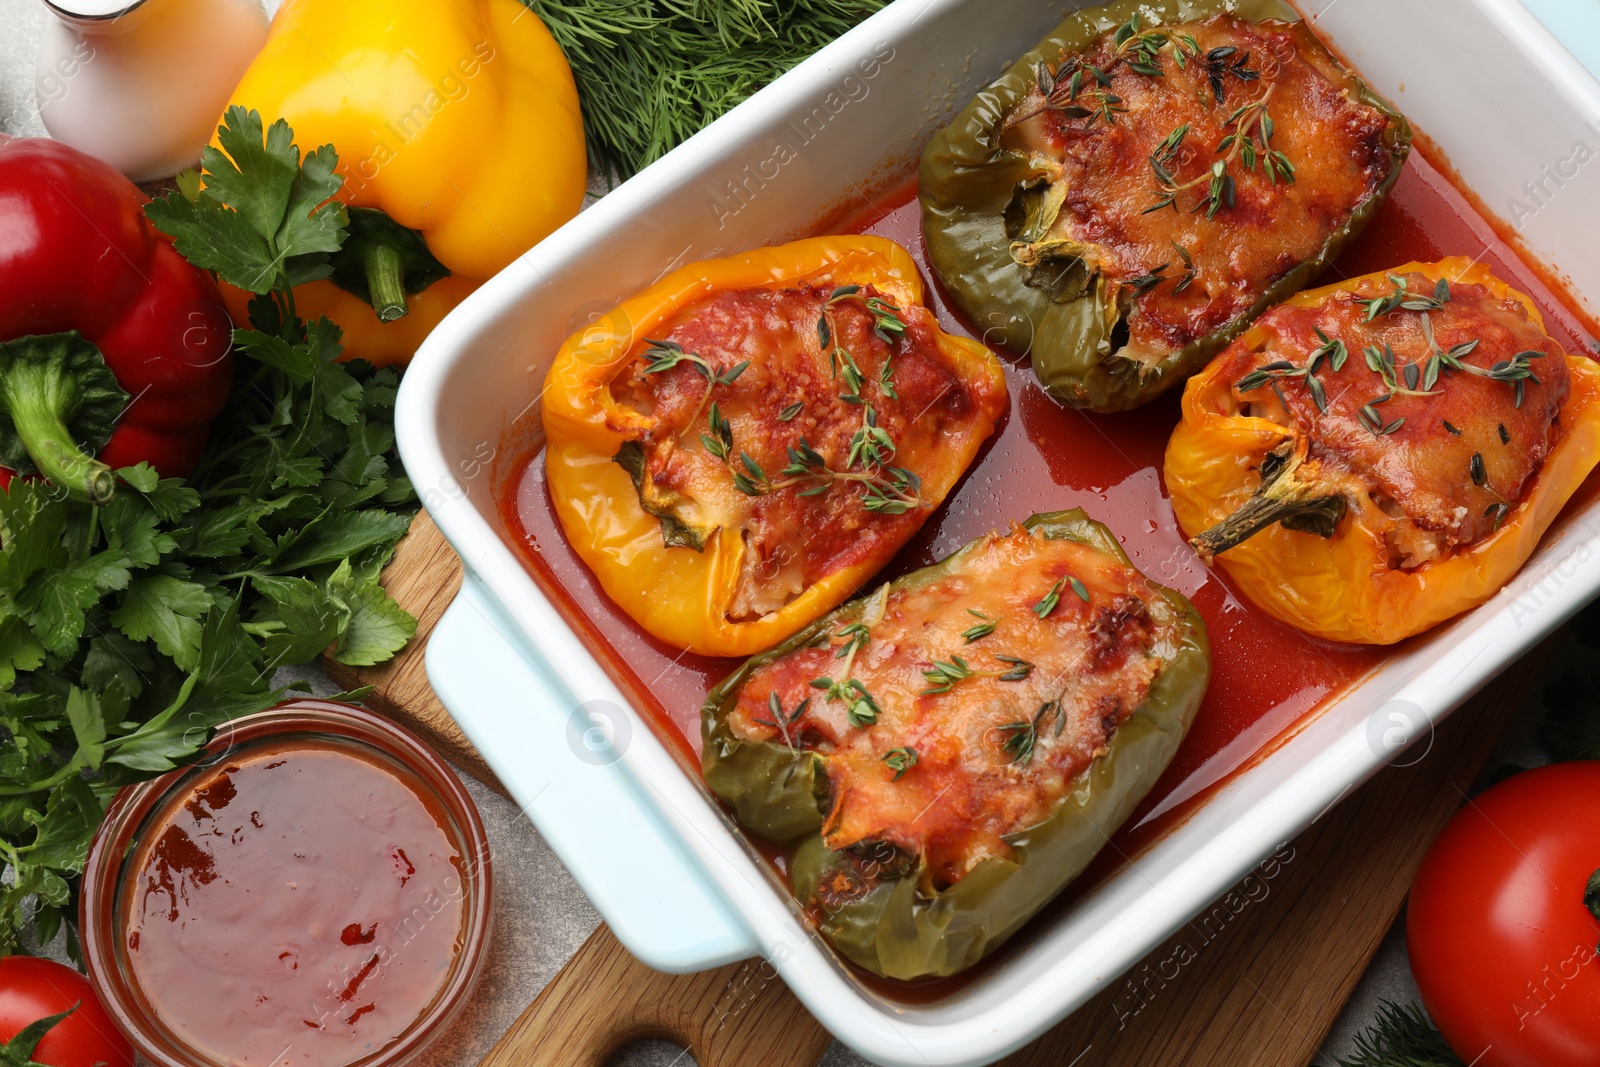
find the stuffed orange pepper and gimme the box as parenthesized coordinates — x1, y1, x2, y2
(542, 236, 1008, 657)
(1166, 258, 1600, 645)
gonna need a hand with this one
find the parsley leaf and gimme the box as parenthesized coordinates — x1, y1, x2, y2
(0, 111, 421, 958)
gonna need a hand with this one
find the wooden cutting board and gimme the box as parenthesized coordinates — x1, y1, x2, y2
(326, 513, 1549, 1066)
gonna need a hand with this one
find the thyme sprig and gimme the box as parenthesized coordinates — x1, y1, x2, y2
(640, 338, 750, 385)
(1145, 87, 1289, 219)
(1128, 262, 1172, 296)
(1007, 15, 1202, 130)
(1235, 328, 1347, 414)
(1360, 276, 1546, 408)
(641, 338, 749, 443)
(1363, 343, 1441, 399)
(701, 401, 734, 461)
(807, 677, 881, 727)
(1170, 241, 1197, 294)
(1469, 451, 1513, 530)
(998, 701, 1065, 767)
(1032, 575, 1089, 619)
(1203, 44, 1260, 104)
(1218, 93, 1294, 185)
(810, 619, 881, 726)
(1357, 393, 1405, 437)
(962, 609, 999, 643)
(753, 691, 811, 753)
(1110, 14, 1200, 77)
(1360, 275, 1450, 321)
(882, 747, 918, 780)
(920, 654, 1036, 695)
(1005, 55, 1125, 130)
(834, 621, 870, 660)
(729, 437, 924, 514)
(1419, 313, 1543, 407)
(846, 405, 897, 469)
(823, 285, 906, 343)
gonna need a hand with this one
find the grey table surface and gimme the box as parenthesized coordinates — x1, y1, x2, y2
(0, 2, 1577, 1064)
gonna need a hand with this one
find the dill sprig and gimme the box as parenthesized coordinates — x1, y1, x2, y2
(1337, 1002, 1463, 1067)
(523, 0, 887, 181)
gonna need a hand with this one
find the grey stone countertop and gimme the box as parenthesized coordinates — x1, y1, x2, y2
(0, 2, 1581, 1064)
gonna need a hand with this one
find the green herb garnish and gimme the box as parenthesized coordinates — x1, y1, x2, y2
(1337, 1002, 1464, 1067)
(962, 609, 998, 643)
(921, 653, 1036, 695)
(525, 0, 887, 181)
(2, 108, 419, 957)
(882, 746, 918, 780)
(997, 701, 1064, 767)
(753, 691, 810, 752)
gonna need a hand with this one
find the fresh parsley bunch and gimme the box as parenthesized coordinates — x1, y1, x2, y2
(0, 108, 418, 958)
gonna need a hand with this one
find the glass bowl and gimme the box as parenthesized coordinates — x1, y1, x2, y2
(80, 700, 493, 1067)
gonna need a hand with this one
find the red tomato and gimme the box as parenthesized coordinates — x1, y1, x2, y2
(1408, 761, 1600, 1067)
(0, 957, 132, 1067)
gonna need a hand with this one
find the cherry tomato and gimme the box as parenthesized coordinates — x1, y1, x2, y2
(1408, 761, 1600, 1067)
(0, 957, 132, 1067)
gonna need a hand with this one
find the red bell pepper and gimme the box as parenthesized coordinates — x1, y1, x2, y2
(0, 135, 232, 504)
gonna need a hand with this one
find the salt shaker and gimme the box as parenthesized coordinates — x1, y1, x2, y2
(37, 0, 269, 182)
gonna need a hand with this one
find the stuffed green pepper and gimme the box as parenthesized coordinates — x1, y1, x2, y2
(701, 510, 1211, 980)
(920, 0, 1412, 412)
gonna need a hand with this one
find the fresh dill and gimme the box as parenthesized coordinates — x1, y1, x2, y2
(524, 0, 887, 180)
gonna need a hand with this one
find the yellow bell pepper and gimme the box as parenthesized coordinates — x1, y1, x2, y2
(1165, 259, 1600, 645)
(542, 236, 1008, 657)
(218, 0, 586, 366)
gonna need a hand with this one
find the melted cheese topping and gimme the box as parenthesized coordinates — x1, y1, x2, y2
(1214, 271, 1569, 566)
(610, 284, 1002, 621)
(726, 527, 1171, 889)
(1001, 14, 1399, 362)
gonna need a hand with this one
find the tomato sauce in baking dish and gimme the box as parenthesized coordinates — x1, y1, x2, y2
(501, 141, 1598, 982)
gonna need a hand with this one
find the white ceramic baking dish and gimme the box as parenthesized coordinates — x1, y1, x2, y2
(396, 1, 1600, 1063)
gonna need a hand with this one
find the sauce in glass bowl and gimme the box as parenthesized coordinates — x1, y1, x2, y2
(82, 702, 491, 1067)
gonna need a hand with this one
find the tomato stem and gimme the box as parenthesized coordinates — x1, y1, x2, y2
(1585, 867, 1600, 934)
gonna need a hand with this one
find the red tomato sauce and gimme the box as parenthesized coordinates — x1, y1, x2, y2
(500, 142, 1599, 994)
(123, 743, 465, 1067)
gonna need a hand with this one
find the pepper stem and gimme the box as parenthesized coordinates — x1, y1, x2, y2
(0, 332, 127, 506)
(363, 241, 410, 323)
(1190, 440, 1346, 562)
(327, 207, 451, 324)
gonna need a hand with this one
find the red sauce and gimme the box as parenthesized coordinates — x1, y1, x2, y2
(124, 743, 465, 1067)
(500, 142, 1599, 995)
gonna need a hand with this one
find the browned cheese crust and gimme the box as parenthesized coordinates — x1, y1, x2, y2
(724, 527, 1172, 889)
(1002, 14, 1398, 362)
(611, 285, 1005, 619)
(1215, 271, 1569, 567)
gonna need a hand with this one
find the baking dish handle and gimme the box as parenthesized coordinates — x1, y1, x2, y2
(425, 572, 761, 973)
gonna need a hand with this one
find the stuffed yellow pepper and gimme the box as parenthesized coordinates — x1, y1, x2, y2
(218, 0, 587, 365)
(542, 236, 1008, 657)
(1166, 259, 1600, 644)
